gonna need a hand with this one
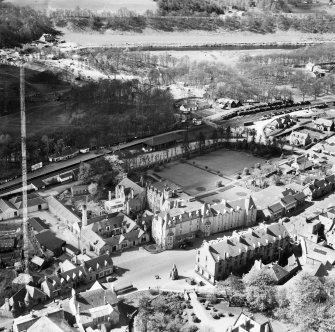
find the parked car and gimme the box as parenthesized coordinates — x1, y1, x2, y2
(186, 278, 196, 285)
(107, 276, 117, 282)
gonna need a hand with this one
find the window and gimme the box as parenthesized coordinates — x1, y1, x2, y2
(122, 243, 127, 248)
(99, 272, 104, 277)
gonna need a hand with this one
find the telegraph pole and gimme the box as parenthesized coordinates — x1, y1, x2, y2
(20, 65, 29, 274)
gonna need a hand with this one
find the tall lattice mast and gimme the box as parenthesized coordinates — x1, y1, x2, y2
(20, 65, 29, 273)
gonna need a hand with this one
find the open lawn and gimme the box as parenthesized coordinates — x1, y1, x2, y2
(156, 161, 228, 196)
(190, 150, 264, 177)
(155, 150, 264, 196)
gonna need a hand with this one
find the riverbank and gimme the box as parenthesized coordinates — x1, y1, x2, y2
(62, 28, 335, 48)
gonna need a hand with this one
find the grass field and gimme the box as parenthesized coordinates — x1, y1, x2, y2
(191, 150, 264, 177)
(156, 161, 227, 196)
(156, 150, 263, 196)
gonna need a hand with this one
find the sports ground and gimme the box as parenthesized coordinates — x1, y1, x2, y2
(155, 149, 264, 196)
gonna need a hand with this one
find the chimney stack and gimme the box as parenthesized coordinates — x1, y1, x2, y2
(82, 204, 87, 227)
(108, 191, 112, 201)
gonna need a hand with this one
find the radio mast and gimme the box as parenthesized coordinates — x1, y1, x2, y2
(20, 65, 29, 274)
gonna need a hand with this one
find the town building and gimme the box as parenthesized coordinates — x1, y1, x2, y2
(71, 184, 89, 196)
(146, 179, 183, 212)
(195, 223, 291, 283)
(252, 253, 301, 285)
(81, 210, 149, 255)
(230, 312, 278, 332)
(303, 175, 335, 200)
(35, 230, 66, 257)
(0, 193, 47, 220)
(291, 155, 313, 172)
(252, 185, 306, 221)
(9, 192, 48, 215)
(26, 315, 77, 332)
(289, 131, 311, 146)
(0, 199, 18, 220)
(28, 217, 49, 233)
(114, 177, 146, 214)
(46, 196, 82, 237)
(13, 307, 65, 332)
(314, 118, 334, 132)
(68, 282, 119, 331)
(152, 199, 209, 249)
(142, 132, 182, 152)
(57, 254, 113, 290)
(300, 237, 335, 266)
(39, 33, 56, 43)
(40, 275, 63, 299)
(9, 285, 48, 316)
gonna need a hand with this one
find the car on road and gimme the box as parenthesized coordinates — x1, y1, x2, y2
(186, 278, 196, 285)
(107, 276, 117, 282)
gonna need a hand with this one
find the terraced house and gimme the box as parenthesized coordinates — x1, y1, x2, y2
(195, 223, 291, 284)
(57, 254, 114, 290)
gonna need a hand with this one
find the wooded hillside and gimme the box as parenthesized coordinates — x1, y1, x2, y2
(0, 0, 59, 48)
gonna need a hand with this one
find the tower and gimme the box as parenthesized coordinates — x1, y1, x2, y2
(82, 204, 88, 227)
(20, 66, 30, 274)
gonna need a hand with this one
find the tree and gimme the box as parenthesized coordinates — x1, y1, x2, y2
(287, 272, 328, 327)
(319, 304, 335, 332)
(88, 182, 98, 196)
(196, 131, 206, 153)
(217, 273, 245, 297)
(243, 266, 277, 311)
(78, 162, 93, 184)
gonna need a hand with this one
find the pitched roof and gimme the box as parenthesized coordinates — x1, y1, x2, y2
(28, 217, 49, 233)
(293, 192, 306, 201)
(326, 175, 335, 184)
(75, 288, 118, 311)
(315, 118, 333, 127)
(9, 193, 47, 210)
(84, 254, 113, 272)
(281, 195, 296, 206)
(31, 256, 45, 267)
(26, 315, 76, 332)
(35, 230, 66, 251)
(10, 285, 46, 307)
(268, 202, 284, 213)
(144, 133, 182, 147)
(208, 223, 289, 261)
(118, 177, 144, 196)
(0, 198, 18, 213)
(46, 196, 81, 227)
(59, 266, 86, 283)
